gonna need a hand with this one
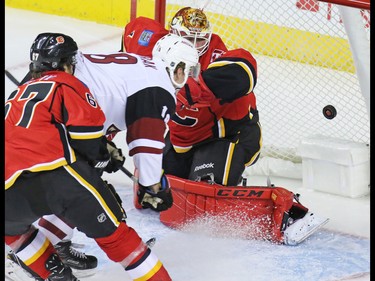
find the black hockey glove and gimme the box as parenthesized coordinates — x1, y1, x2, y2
(89, 137, 111, 170)
(137, 173, 173, 212)
(104, 140, 125, 173)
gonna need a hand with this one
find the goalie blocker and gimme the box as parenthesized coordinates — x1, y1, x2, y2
(134, 173, 328, 245)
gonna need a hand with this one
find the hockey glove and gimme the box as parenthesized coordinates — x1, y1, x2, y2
(89, 137, 111, 171)
(176, 76, 215, 110)
(104, 140, 125, 173)
(137, 173, 173, 212)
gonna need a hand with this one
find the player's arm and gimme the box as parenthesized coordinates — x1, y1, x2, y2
(202, 48, 257, 103)
(125, 87, 176, 211)
(51, 79, 108, 166)
(176, 48, 257, 108)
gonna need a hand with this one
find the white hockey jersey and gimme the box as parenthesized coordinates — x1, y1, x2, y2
(74, 51, 176, 186)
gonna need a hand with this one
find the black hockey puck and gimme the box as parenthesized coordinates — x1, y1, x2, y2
(322, 105, 337, 119)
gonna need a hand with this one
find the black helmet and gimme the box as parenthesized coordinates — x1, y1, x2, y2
(29, 32, 78, 72)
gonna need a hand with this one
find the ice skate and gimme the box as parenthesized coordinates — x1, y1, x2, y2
(54, 240, 97, 277)
(5, 253, 42, 281)
(283, 212, 329, 246)
(45, 253, 79, 281)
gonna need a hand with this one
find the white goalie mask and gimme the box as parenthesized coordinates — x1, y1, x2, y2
(169, 7, 213, 57)
(152, 33, 200, 89)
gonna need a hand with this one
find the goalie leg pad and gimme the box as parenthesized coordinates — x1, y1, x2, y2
(270, 187, 295, 243)
(289, 201, 309, 221)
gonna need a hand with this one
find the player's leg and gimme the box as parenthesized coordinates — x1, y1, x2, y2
(36, 215, 98, 275)
(5, 230, 78, 281)
(188, 121, 261, 186)
(162, 131, 194, 178)
(187, 138, 246, 185)
(5, 174, 78, 281)
(130, 131, 193, 210)
(58, 160, 171, 280)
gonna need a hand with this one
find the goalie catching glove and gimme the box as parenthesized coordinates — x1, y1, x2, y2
(137, 172, 173, 212)
(176, 75, 215, 110)
(104, 140, 125, 173)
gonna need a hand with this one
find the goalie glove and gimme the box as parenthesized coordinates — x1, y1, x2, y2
(176, 75, 215, 110)
(104, 140, 125, 173)
(137, 173, 173, 212)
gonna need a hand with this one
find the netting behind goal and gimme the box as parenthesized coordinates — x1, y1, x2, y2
(161, 0, 370, 173)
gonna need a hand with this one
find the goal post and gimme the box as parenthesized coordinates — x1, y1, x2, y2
(149, 0, 370, 179)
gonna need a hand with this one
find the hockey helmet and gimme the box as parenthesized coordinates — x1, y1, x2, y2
(30, 33, 78, 72)
(152, 33, 200, 89)
(169, 7, 212, 56)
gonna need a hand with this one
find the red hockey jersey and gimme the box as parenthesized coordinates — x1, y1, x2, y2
(5, 71, 106, 189)
(168, 48, 258, 152)
(198, 33, 228, 70)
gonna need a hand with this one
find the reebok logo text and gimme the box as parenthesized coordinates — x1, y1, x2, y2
(194, 162, 214, 172)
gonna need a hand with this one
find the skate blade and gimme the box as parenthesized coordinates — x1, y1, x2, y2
(285, 217, 329, 246)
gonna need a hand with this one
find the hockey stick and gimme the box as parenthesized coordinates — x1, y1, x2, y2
(145, 237, 156, 248)
(5, 70, 20, 86)
(119, 166, 138, 183)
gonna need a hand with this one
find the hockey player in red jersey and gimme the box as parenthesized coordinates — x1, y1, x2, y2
(164, 47, 261, 186)
(122, 8, 329, 246)
(5, 32, 190, 281)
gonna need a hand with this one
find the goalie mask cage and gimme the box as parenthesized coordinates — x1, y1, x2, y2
(149, 0, 370, 178)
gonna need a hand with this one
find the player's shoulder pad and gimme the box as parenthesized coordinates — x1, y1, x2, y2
(124, 16, 168, 56)
(211, 48, 257, 69)
(202, 48, 257, 101)
(48, 71, 90, 95)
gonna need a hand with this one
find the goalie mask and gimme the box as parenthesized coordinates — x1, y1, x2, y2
(30, 32, 78, 72)
(152, 34, 200, 89)
(169, 7, 213, 56)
